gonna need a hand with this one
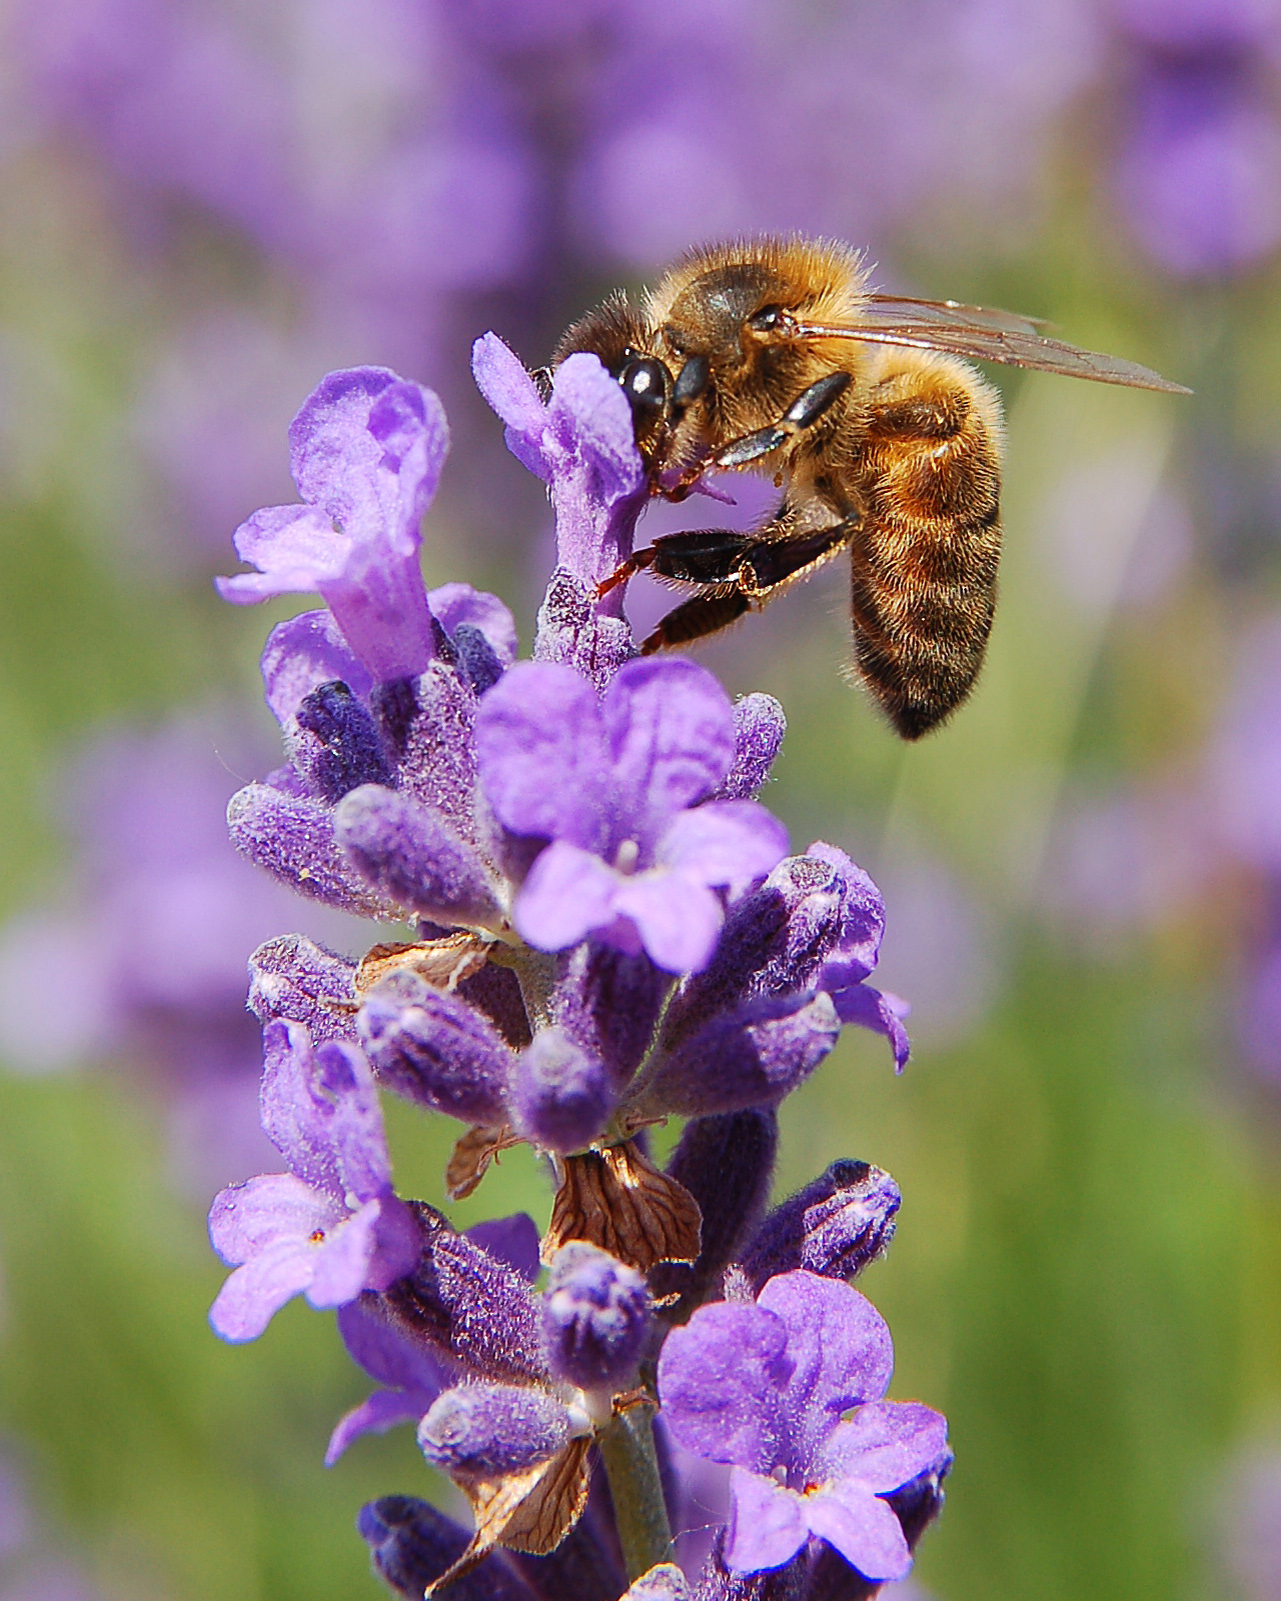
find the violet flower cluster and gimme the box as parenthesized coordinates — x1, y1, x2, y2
(207, 339, 945, 1599)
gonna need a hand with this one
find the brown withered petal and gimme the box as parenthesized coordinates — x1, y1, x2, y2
(355, 933, 492, 995)
(543, 1141, 702, 1275)
(426, 1437, 593, 1596)
(446, 1122, 522, 1202)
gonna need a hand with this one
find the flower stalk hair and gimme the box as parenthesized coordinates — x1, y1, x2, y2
(209, 337, 945, 1598)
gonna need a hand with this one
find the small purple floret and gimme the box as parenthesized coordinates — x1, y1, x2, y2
(218, 367, 449, 683)
(208, 1020, 418, 1342)
(541, 1242, 650, 1391)
(658, 1270, 950, 1581)
(476, 658, 788, 974)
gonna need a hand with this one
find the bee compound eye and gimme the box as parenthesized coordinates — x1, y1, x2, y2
(618, 358, 668, 418)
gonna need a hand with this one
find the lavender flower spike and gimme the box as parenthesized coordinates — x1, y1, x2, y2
(476, 656, 789, 973)
(218, 368, 449, 682)
(208, 1020, 419, 1342)
(658, 1270, 950, 1582)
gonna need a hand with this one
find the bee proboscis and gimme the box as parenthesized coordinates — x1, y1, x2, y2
(549, 237, 1189, 739)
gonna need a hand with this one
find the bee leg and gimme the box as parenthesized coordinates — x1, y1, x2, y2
(659, 373, 853, 502)
(638, 591, 753, 653)
(596, 528, 754, 598)
(636, 521, 855, 652)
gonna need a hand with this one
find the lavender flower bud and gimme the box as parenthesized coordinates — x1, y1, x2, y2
(650, 1111, 777, 1318)
(542, 1242, 650, 1390)
(738, 1160, 901, 1290)
(247, 933, 357, 1043)
(510, 1028, 617, 1153)
(551, 941, 670, 1088)
(715, 693, 786, 801)
(334, 783, 502, 926)
(642, 993, 840, 1117)
(417, 1384, 576, 1478)
(289, 680, 392, 803)
(451, 622, 504, 694)
(457, 959, 533, 1051)
(375, 1202, 548, 1385)
(664, 853, 854, 1048)
(358, 1496, 537, 1601)
(357, 971, 513, 1126)
(227, 782, 397, 918)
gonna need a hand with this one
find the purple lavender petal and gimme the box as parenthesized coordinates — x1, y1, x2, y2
(814, 1403, 951, 1496)
(208, 1170, 337, 1265)
(307, 1196, 391, 1306)
(471, 331, 555, 481)
(334, 784, 502, 926)
(828, 983, 911, 1071)
(716, 694, 787, 801)
(256, 1022, 347, 1196)
(428, 582, 519, 666)
(549, 352, 646, 508)
(418, 1384, 575, 1478)
(723, 1468, 809, 1574)
(807, 843, 888, 987)
(326, 1388, 438, 1468)
(466, 1214, 542, 1283)
(611, 872, 725, 975)
(514, 841, 622, 952)
(656, 1301, 792, 1472)
(337, 1300, 451, 1393)
(756, 1273, 895, 1472)
(802, 1478, 912, 1583)
(227, 783, 396, 918)
(289, 369, 446, 559)
(656, 802, 789, 892)
(260, 609, 371, 726)
(510, 1027, 617, 1153)
(603, 660, 736, 847)
(217, 504, 343, 599)
(208, 1237, 319, 1342)
(220, 367, 448, 681)
(475, 662, 611, 849)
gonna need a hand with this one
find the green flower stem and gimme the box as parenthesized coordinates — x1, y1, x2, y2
(596, 1397, 673, 1581)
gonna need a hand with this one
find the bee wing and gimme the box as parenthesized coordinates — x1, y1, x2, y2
(796, 297, 1192, 394)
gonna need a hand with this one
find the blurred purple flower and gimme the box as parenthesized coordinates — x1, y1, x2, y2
(0, 715, 371, 1197)
(1213, 1443, 1281, 1601)
(1115, 57, 1281, 276)
(658, 1269, 950, 1581)
(208, 1019, 419, 1342)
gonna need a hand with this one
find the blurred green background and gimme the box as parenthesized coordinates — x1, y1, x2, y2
(2, 1, 1280, 1598)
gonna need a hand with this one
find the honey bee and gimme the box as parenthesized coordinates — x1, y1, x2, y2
(550, 237, 1189, 739)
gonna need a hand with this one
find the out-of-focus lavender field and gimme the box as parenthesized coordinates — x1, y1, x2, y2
(2, 1, 1281, 1597)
